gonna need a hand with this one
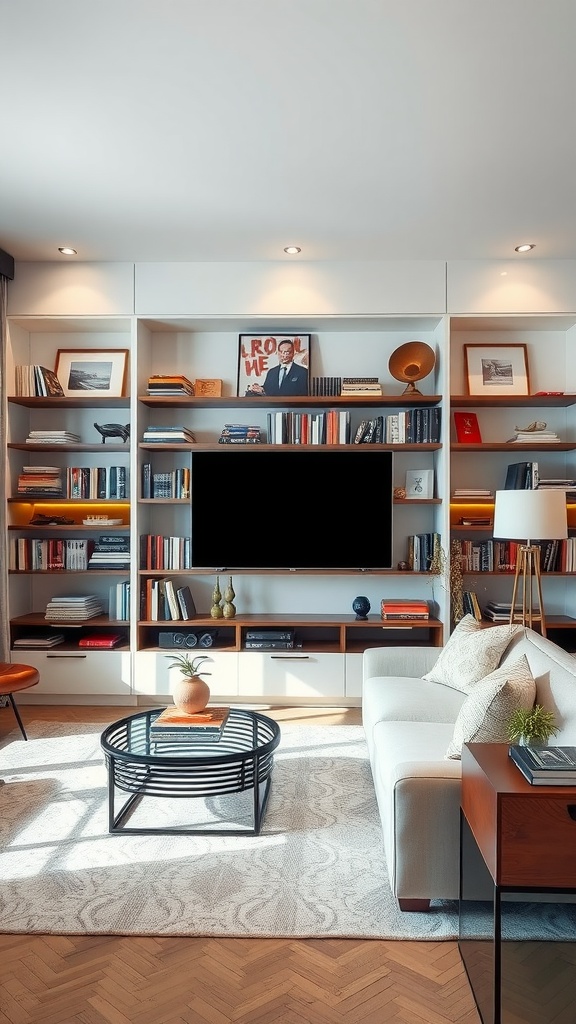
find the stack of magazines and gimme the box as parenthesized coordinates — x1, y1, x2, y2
(45, 595, 104, 621)
(509, 744, 576, 785)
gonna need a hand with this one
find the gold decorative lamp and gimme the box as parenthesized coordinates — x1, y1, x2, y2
(493, 489, 568, 636)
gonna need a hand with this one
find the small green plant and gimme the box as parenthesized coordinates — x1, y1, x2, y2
(165, 653, 212, 678)
(507, 705, 558, 744)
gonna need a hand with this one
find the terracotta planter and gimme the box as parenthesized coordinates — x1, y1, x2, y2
(171, 674, 211, 714)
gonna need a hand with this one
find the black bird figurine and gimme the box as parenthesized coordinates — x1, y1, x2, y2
(94, 422, 130, 443)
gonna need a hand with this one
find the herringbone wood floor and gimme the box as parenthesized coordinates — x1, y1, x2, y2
(0, 704, 480, 1024)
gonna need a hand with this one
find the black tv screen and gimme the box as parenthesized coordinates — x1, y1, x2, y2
(191, 449, 393, 570)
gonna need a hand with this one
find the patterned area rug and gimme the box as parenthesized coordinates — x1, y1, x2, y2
(1, 721, 460, 938)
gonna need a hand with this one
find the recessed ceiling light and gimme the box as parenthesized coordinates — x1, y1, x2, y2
(283, 246, 301, 254)
(58, 246, 78, 255)
(514, 244, 535, 253)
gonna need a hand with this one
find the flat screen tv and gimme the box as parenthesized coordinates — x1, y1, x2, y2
(191, 449, 393, 570)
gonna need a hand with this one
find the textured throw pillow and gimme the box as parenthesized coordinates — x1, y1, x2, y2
(445, 655, 536, 759)
(422, 614, 520, 693)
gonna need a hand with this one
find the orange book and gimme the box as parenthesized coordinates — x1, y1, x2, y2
(150, 706, 230, 731)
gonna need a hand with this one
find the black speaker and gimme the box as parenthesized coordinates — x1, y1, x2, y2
(158, 630, 217, 649)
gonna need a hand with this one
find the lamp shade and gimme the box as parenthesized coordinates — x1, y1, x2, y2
(493, 489, 568, 542)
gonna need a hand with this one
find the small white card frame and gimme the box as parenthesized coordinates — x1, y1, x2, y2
(405, 469, 434, 499)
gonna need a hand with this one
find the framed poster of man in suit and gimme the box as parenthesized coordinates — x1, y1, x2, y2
(238, 334, 310, 397)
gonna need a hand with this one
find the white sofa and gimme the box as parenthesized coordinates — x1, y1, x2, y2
(362, 626, 576, 910)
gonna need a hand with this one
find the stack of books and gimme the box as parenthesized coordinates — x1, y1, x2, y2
(452, 488, 494, 499)
(483, 601, 520, 622)
(88, 535, 130, 571)
(13, 633, 65, 649)
(147, 374, 195, 396)
(16, 465, 63, 497)
(14, 365, 64, 397)
(45, 595, 104, 621)
(509, 745, 576, 786)
(150, 705, 230, 743)
(537, 477, 576, 494)
(142, 425, 196, 444)
(507, 427, 560, 443)
(380, 599, 430, 620)
(218, 423, 262, 444)
(78, 633, 124, 648)
(340, 377, 383, 397)
(25, 429, 81, 444)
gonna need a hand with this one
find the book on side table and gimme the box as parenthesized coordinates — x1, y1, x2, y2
(150, 706, 230, 742)
(509, 744, 576, 785)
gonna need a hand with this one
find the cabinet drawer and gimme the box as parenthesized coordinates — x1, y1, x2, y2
(238, 652, 344, 699)
(12, 650, 131, 695)
(134, 651, 239, 698)
(501, 796, 576, 887)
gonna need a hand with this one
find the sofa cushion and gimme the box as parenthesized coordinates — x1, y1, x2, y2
(445, 655, 536, 759)
(423, 614, 520, 692)
(362, 675, 466, 762)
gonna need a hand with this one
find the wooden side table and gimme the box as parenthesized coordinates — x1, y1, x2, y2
(460, 742, 576, 1024)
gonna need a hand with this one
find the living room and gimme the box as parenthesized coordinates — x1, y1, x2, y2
(1, 3, 576, 1022)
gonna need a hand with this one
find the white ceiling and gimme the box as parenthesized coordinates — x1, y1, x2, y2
(2, 0, 576, 265)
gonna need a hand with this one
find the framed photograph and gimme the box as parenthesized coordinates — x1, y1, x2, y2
(237, 334, 310, 397)
(405, 468, 434, 499)
(55, 349, 129, 398)
(464, 344, 530, 396)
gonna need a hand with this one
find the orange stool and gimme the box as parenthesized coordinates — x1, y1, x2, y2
(0, 663, 40, 740)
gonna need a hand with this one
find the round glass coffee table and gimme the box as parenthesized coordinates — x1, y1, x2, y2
(100, 707, 281, 835)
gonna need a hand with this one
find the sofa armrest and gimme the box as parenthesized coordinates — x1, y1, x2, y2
(363, 645, 440, 681)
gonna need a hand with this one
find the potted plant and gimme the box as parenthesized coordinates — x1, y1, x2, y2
(507, 705, 559, 746)
(165, 653, 213, 714)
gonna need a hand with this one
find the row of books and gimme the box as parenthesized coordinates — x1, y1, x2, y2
(10, 537, 94, 571)
(504, 461, 539, 490)
(453, 537, 576, 573)
(218, 424, 262, 444)
(309, 376, 384, 397)
(45, 595, 104, 622)
(141, 579, 197, 621)
(462, 590, 482, 620)
(356, 408, 441, 445)
(406, 532, 441, 572)
(266, 410, 350, 445)
(139, 534, 192, 570)
(147, 374, 195, 396)
(108, 580, 130, 621)
(141, 464, 191, 499)
(14, 364, 64, 397)
(142, 425, 196, 443)
(16, 465, 129, 499)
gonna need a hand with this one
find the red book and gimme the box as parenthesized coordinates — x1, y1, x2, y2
(454, 412, 482, 443)
(78, 634, 123, 648)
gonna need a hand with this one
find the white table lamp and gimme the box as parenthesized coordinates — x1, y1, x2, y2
(493, 489, 568, 635)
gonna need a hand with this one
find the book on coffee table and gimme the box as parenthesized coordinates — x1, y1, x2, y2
(150, 706, 230, 738)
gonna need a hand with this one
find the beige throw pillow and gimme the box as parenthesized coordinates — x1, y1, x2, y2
(445, 655, 536, 759)
(422, 614, 520, 693)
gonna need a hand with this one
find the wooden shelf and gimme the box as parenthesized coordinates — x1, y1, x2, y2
(139, 442, 442, 452)
(139, 394, 443, 409)
(137, 568, 440, 577)
(8, 396, 130, 409)
(451, 395, 576, 408)
(8, 442, 129, 452)
(451, 442, 576, 452)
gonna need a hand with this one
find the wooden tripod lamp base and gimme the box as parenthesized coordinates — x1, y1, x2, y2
(508, 544, 547, 636)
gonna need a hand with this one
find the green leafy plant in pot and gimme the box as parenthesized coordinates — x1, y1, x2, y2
(165, 653, 213, 714)
(507, 704, 559, 746)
